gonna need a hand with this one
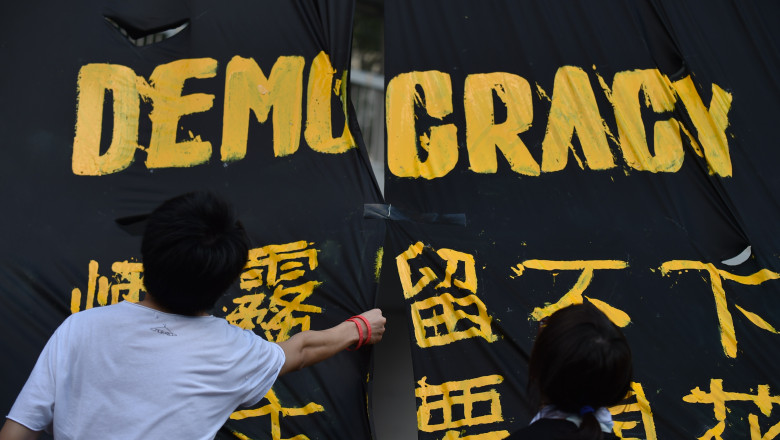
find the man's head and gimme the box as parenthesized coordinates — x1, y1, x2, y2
(141, 191, 249, 315)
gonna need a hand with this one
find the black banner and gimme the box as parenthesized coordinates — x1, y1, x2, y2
(4, 1, 780, 439)
(0, 1, 384, 439)
(384, 1, 780, 439)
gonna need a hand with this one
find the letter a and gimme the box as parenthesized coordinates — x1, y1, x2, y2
(541, 66, 614, 172)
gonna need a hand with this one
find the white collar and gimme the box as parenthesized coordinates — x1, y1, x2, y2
(530, 405, 614, 433)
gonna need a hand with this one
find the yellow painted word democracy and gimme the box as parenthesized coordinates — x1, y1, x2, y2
(386, 67, 733, 179)
(72, 52, 354, 175)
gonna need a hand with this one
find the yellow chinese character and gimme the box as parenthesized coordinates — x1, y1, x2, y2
(225, 293, 268, 331)
(111, 260, 145, 303)
(396, 242, 478, 299)
(609, 382, 657, 440)
(511, 260, 630, 327)
(261, 282, 322, 342)
(411, 292, 497, 348)
(227, 241, 323, 342)
(396, 243, 495, 347)
(683, 379, 780, 440)
(241, 241, 319, 289)
(416, 375, 504, 433)
(71, 259, 145, 313)
(660, 261, 780, 358)
(230, 389, 324, 440)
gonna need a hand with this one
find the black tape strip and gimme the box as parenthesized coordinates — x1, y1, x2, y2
(363, 204, 466, 226)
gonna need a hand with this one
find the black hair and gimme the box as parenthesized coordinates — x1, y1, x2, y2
(141, 191, 249, 316)
(528, 302, 633, 440)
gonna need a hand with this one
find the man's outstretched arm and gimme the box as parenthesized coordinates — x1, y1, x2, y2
(277, 309, 386, 376)
(0, 419, 40, 440)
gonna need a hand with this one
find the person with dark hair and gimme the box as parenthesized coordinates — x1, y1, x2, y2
(510, 302, 633, 440)
(0, 191, 386, 440)
(140, 191, 254, 316)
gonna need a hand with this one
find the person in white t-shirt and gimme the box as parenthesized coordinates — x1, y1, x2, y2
(0, 191, 385, 440)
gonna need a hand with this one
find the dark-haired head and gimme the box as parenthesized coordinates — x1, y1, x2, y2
(141, 191, 249, 316)
(528, 302, 633, 440)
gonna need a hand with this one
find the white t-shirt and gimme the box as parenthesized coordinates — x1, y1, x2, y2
(7, 301, 285, 440)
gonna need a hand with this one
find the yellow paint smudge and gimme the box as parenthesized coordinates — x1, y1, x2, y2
(535, 83, 550, 101)
(374, 247, 384, 282)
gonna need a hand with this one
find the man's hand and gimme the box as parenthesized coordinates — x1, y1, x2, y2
(354, 308, 386, 345)
(278, 309, 386, 375)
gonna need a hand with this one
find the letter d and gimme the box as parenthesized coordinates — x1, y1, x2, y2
(72, 64, 140, 176)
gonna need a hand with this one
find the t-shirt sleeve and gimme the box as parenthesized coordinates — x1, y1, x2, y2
(6, 326, 62, 432)
(238, 333, 286, 408)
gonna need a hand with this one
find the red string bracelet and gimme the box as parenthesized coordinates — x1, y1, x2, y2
(345, 315, 371, 351)
(352, 315, 371, 344)
(345, 317, 364, 351)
